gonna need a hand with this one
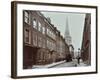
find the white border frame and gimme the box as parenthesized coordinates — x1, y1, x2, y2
(14, 2, 97, 77)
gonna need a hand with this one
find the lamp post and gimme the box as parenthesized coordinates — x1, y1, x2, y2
(78, 48, 80, 58)
(77, 48, 80, 64)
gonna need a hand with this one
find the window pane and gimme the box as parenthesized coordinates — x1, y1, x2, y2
(42, 27, 45, 34)
(47, 28, 49, 35)
(25, 17, 28, 23)
(33, 19, 37, 29)
(38, 37, 42, 47)
(25, 29, 29, 43)
(33, 34, 37, 46)
(25, 11, 28, 17)
(24, 11, 30, 24)
(38, 22, 41, 32)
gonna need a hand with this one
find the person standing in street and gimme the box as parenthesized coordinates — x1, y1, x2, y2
(77, 57, 80, 64)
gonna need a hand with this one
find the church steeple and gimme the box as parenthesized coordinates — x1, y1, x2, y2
(65, 17, 72, 45)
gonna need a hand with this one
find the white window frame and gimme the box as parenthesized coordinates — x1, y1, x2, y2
(38, 22, 42, 32)
(32, 18, 37, 29)
(24, 11, 30, 24)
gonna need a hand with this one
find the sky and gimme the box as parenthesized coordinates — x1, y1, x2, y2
(41, 11, 86, 51)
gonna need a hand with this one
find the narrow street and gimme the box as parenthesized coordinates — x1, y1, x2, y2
(50, 59, 87, 68)
(52, 61, 76, 68)
(32, 59, 88, 69)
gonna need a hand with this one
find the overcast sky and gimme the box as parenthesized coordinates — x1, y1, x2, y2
(41, 11, 86, 51)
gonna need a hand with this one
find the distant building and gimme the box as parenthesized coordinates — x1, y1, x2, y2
(69, 44, 74, 59)
(64, 17, 73, 61)
(74, 51, 78, 58)
(81, 13, 91, 65)
(23, 10, 70, 69)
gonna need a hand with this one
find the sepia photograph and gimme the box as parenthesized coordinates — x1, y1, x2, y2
(23, 10, 91, 69)
(11, 1, 97, 78)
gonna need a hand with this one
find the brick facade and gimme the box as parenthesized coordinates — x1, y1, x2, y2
(23, 10, 70, 69)
(81, 13, 91, 65)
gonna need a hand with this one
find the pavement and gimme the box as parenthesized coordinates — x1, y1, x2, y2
(76, 62, 87, 67)
(32, 60, 66, 68)
(32, 59, 87, 68)
(52, 61, 76, 68)
(73, 59, 87, 67)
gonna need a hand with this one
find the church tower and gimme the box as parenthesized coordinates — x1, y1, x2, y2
(65, 17, 72, 45)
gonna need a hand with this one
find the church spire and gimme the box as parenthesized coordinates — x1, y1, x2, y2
(65, 17, 72, 45)
(65, 17, 70, 36)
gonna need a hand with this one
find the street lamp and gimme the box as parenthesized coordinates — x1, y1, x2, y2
(78, 48, 80, 58)
(77, 48, 80, 64)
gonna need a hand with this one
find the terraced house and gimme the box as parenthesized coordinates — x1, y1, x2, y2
(23, 10, 70, 69)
